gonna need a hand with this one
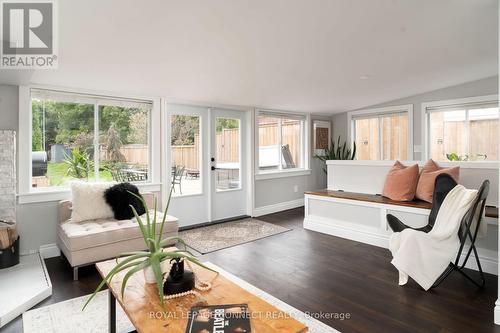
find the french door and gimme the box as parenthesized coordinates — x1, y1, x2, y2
(166, 104, 249, 227)
(210, 108, 248, 221)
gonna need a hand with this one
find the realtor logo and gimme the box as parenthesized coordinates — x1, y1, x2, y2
(1, 0, 57, 68)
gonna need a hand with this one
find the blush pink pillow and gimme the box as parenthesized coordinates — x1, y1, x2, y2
(382, 161, 420, 201)
(415, 159, 459, 203)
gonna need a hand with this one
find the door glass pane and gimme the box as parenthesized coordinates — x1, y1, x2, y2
(215, 117, 240, 191)
(469, 107, 498, 161)
(31, 98, 94, 188)
(258, 116, 280, 170)
(381, 113, 408, 160)
(354, 117, 379, 160)
(429, 110, 466, 161)
(99, 104, 150, 183)
(171, 115, 201, 196)
(281, 118, 302, 168)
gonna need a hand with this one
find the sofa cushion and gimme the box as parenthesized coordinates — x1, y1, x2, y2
(416, 159, 460, 203)
(70, 181, 116, 223)
(104, 182, 146, 220)
(382, 161, 420, 201)
(59, 210, 178, 251)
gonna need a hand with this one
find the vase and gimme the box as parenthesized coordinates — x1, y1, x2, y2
(143, 266, 155, 284)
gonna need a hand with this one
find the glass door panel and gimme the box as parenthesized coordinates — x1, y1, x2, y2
(214, 117, 241, 191)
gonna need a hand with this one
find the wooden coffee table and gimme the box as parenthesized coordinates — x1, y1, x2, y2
(96, 259, 308, 333)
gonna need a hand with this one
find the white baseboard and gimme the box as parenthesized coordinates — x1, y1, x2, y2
(495, 300, 500, 325)
(39, 243, 60, 259)
(304, 216, 498, 275)
(253, 198, 304, 217)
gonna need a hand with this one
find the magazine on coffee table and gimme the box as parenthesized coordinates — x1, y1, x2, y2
(185, 304, 251, 333)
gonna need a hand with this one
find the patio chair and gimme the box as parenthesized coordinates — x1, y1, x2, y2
(172, 166, 185, 194)
(281, 144, 296, 168)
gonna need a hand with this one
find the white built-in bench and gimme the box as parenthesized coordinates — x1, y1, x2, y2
(303, 160, 499, 275)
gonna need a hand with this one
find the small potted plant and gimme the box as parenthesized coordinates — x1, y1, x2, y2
(83, 185, 215, 309)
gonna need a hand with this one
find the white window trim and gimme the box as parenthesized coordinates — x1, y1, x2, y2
(18, 85, 162, 203)
(254, 108, 311, 179)
(421, 94, 499, 161)
(347, 104, 414, 160)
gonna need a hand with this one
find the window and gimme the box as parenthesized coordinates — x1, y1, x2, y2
(30, 89, 151, 188)
(257, 111, 306, 172)
(425, 97, 499, 161)
(170, 114, 202, 196)
(350, 105, 411, 160)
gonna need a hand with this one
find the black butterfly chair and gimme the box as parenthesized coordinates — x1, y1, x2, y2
(432, 179, 489, 288)
(387, 173, 457, 233)
(387, 174, 490, 288)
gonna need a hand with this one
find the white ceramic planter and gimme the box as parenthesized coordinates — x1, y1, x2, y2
(143, 262, 171, 284)
(143, 266, 158, 284)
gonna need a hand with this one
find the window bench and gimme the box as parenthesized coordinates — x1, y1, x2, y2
(303, 189, 498, 274)
(305, 189, 499, 218)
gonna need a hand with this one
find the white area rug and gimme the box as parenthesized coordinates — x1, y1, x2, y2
(179, 218, 291, 254)
(23, 263, 339, 333)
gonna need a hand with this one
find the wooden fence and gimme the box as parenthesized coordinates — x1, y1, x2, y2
(429, 113, 498, 160)
(354, 114, 408, 160)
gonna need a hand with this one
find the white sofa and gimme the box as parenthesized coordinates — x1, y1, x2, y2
(57, 193, 178, 280)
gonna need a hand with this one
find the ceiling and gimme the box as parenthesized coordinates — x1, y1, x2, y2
(0, 0, 497, 113)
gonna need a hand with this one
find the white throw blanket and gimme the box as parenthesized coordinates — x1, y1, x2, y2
(389, 185, 477, 290)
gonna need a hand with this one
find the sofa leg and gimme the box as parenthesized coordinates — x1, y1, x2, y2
(73, 267, 79, 281)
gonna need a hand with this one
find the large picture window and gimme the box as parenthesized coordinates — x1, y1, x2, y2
(425, 98, 499, 161)
(30, 89, 151, 188)
(257, 112, 306, 172)
(350, 106, 410, 160)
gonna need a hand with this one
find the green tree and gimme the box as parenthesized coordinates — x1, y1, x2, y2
(171, 115, 199, 145)
(31, 101, 43, 151)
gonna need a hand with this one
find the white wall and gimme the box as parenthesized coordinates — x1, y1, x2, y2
(0, 85, 18, 130)
(332, 76, 499, 160)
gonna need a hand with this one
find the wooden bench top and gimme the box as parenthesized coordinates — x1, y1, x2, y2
(305, 189, 499, 218)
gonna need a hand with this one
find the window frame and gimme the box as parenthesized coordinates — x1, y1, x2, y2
(254, 109, 311, 180)
(347, 104, 413, 161)
(18, 85, 162, 203)
(422, 95, 499, 161)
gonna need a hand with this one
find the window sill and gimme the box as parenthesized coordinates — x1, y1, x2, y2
(255, 169, 312, 180)
(17, 182, 162, 204)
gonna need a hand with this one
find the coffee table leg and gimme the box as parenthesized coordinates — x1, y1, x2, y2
(109, 289, 116, 333)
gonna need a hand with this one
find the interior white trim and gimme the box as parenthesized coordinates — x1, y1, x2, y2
(255, 168, 312, 180)
(253, 198, 304, 217)
(17, 183, 162, 204)
(326, 159, 499, 169)
(421, 94, 499, 160)
(39, 243, 61, 259)
(347, 104, 414, 160)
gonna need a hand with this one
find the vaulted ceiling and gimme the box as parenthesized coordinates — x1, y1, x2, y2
(0, 0, 497, 113)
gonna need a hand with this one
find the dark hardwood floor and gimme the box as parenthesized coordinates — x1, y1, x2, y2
(3, 207, 499, 333)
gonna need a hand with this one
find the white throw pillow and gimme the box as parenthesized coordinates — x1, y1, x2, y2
(70, 181, 116, 223)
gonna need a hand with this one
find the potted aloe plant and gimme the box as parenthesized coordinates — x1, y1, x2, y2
(83, 184, 215, 309)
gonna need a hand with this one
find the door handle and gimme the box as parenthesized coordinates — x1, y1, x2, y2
(211, 166, 219, 171)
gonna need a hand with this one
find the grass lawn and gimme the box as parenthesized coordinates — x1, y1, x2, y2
(47, 162, 113, 186)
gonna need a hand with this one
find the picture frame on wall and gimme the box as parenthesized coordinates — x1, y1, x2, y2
(313, 120, 331, 155)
